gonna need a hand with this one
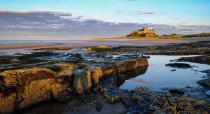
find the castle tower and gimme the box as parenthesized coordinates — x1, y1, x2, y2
(143, 27, 148, 33)
(127, 26, 157, 38)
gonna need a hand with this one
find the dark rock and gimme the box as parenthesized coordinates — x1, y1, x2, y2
(197, 79, 210, 88)
(34, 47, 71, 51)
(171, 69, 176, 72)
(17, 52, 57, 60)
(166, 63, 192, 69)
(103, 89, 124, 103)
(0, 57, 12, 64)
(177, 102, 193, 111)
(67, 53, 84, 63)
(201, 69, 210, 76)
(169, 89, 184, 95)
(153, 106, 176, 114)
(95, 102, 103, 112)
(178, 55, 210, 65)
(134, 87, 151, 95)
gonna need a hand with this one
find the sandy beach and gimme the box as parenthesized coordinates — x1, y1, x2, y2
(0, 37, 210, 50)
(0, 43, 63, 50)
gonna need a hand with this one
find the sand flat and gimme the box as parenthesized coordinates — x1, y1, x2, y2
(89, 37, 210, 46)
(0, 43, 63, 50)
(0, 37, 210, 50)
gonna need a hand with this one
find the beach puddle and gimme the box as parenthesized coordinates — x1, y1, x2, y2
(120, 55, 210, 92)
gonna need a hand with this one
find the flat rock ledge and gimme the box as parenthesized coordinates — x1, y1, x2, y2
(0, 58, 148, 113)
(103, 88, 210, 114)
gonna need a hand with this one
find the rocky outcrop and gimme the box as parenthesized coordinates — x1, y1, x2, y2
(87, 41, 210, 55)
(103, 88, 210, 114)
(0, 57, 13, 64)
(0, 58, 148, 113)
(178, 55, 210, 65)
(0, 64, 73, 113)
(166, 63, 192, 69)
(45, 63, 74, 77)
(73, 58, 148, 95)
(0, 93, 16, 114)
(197, 78, 210, 88)
(87, 45, 111, 52)
(34, 47, 71, 51)
(103, 58, 148, 76)
(169, 89, 184, 95)
(91, 67, 103, 85)
(73, 68, 92, 95)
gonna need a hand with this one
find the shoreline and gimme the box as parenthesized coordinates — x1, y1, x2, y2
(1, 37, 210, 50)
(0, 40, 210, 113)
(0, 43, 64, 50)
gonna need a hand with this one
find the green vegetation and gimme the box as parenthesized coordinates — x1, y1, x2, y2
(183, 33, 210, 38)
(159, 33, 183, 39)
(127, 32, 210, 39)
(127, 33, 157, 38)
(127, 33, 147, 37)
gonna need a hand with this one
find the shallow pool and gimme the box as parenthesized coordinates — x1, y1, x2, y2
(120, 55, 210, 92)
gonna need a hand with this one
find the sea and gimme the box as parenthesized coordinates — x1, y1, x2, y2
(0, 37, 210, 44)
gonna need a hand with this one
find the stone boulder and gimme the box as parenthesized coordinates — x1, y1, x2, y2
(0, 67, 72, 113)
(55, 64, 74, 77)
(197, 78, 210, 88)
(178, 55, 210, 65)
(102, 66, 116, 76)
(0, 92, 16, 114)
(103, 58, 148, 76)
(169, 89, 184, 95)
(166, 63, 192, 69)
(73, 68, 92, 95)
(91, 67, 103, 85)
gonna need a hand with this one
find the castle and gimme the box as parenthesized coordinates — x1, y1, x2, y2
(127, 27, 157, 38)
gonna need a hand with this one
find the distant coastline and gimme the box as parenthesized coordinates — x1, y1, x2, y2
(126, 27, 210, 39)
(1, 37, 210, 50)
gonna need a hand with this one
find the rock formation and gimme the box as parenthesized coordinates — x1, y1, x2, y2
(73, 58, 148, 95)
(0, 64, 74, 113)
(0, 58, 149, 113)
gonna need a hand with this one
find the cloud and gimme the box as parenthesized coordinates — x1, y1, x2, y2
(127, 0, 136, 2)
(0, 10, 209, 40)
(135, 11, 155, 15)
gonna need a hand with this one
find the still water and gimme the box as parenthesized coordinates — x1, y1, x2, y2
(120, 55, 210, 92)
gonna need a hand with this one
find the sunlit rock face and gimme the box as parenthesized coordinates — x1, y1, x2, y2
(0, 46, 150, 113)
(72, 58, 149, 94)
(73, 67, 92, 95)
(0, 64, 73, 113)
(102, 58, 148, 76)
(91, 67, 104, 85)
(0, 58, 148, 113)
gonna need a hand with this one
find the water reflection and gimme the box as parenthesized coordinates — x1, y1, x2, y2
(99, 66, 148, 88)
(116, 67, 148, 87)
(120, 55, 210, 92)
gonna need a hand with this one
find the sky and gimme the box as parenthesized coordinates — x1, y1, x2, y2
(0, 0, 210, 40)
(0, 0, 210, 25)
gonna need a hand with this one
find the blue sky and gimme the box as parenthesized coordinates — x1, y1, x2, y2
(0, 0, 210, 25)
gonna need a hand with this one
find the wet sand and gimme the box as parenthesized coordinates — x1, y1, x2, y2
(92, 37, 210, 46)
(0, 37, 210, 50)
(0, 43, 63, 50)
